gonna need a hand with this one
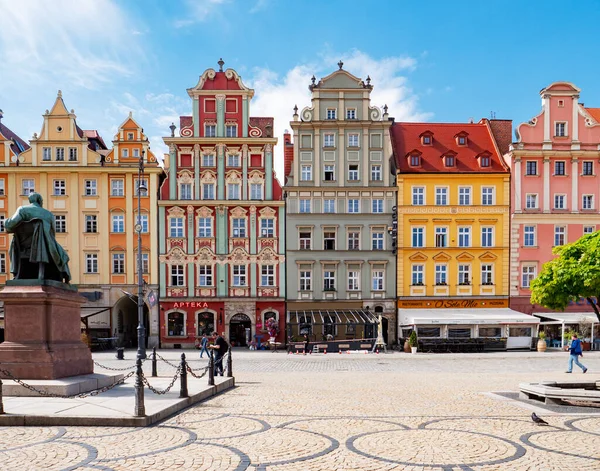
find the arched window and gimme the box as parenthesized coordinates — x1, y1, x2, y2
(197, 311, 215, 336)
(167, 311, 186, 337)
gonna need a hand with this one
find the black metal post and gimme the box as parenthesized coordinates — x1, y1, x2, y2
(134, 357, 145, 417)
(208, 351, 215, 386)
(179, 353, 188, 398)
(136, 151, 147, 360)
(0, 377, 4, 414)
(227, 348, 232, 378)
(151, 347, 157, 377)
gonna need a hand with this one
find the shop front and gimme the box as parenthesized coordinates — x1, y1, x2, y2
(534, 312, 600, 350)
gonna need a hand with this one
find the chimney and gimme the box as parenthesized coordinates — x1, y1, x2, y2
(488, 119, 513, 156)
(283, 129, 293, 178)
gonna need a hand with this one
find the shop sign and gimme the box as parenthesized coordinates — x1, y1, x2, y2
(172, 301, 210, 309)
(398, 299, 509, 309)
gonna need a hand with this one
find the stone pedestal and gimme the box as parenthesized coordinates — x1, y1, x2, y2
(0, 283, 93, 379)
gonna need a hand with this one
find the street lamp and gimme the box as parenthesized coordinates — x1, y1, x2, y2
(135, 150, 148, 359)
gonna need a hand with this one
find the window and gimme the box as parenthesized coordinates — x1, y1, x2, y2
(227, 154, 240, 167)
(481, 264, 493, 285)
(480, 156, 490, 167)
(203, 183, 215, 200)
(449, 328, 471, 338)
(372, 231, 384, 250)
(459, 187, 471, 205)
(554, 226, 566, 246)
(232, 218, 246, 238)
(299, 231, 312, 250)
(348, 165, 359, 181)
(435, 264, 447, 285)
(180, 183, 192, 200)
(482, 187, 494, 205)
(372, 269, 384, 290)
(0, 253, 5, 273)
(194, 265, 211, 287)
(261, 218, 274, 238)
(348, 199, 359, 213)
(583, 195, 594, 210)
(554, 194, 566, 210)
(458, 136, 466, 145)
(422, 135, 432, 145)
(412, 187, 425, 205)
(171, 265, 185, 286)
(323, 269, 336, 291)
(584, 226, 595, 234)
(412, 265, 424, 285)
(299, 269, 312, 291)
(127, 132, 134, 140)
(137, 214, 149, 233)
(481, 227, 494, 247)
(0, 215, 4, 232)
(324, 199, 335, 213)
(458, 227, 471, 247)
(326, 108, 336, 120)
(554, 161, 566, 176)
(22, 179, 35, 195)
(140, 253, 149, 274)
(526, 161, 537, 176)
(555, 122, 566, 137)
(233, 265, 246, 286)
(56, 148, 65, 161)
(85, 253, 98, 274)
(226, 125, 237, 138)
(348, 231, 360, 250)
(321, 164, 335, 181)
(458, 265, 471, 285)
(111, 179, 124, 196)
(85, 215, 97, 233)
(346, 108, 356, 120)
(348, 270, 360, 290)
(583, 161, 594, 176)
(170, 217, 184, 237)
(122, 149, 129, 158)
(197, 217, 212, 237)
(410, 154, 420, 166)
(348, 134, 359, 147)
(261, 265, 275, 286)
(42, 147, 51, 161)
(301, 165, 312, 181)
(250, 183, 262, 200)
(112, 214, 125, 233)
(522, 265, 536, 288)
(412, 227, 424, 248)
(435, 187, 448, 205)
(54, 214, 66, 233)
(112, 253, 125, 274)
(134, 178, 148, 197)
(205, 125, 216, 137)
(84, 180, 97, 196)
(227, 183, 240, 200)
(509, 327, 532, 337)
(53, 179, 66, 196)
(371, 165, 382, 181)
(372, 199, 383, 213)
(435, 227, 447, 248)
(323, 134, 335, 147)
(418, 327, 441, 338)
(524, 226, 536, 247)
(299, 199, 311, 213)
(324, 231, 336, 250)
(445, 155, 455, 167)
(167, 312, 185, 337)
(203, 154, 215, 166)
(69, 148, 77, 161)
(0, 179, 4, 196)
(526, 194, 538, 209)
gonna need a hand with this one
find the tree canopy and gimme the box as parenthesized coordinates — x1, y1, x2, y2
(530, 231, 600, 323)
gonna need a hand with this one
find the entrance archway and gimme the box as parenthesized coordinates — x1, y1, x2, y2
(229, 313, 251, 346)
(113, 295, 149, 349)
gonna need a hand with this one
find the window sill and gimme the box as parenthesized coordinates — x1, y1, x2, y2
(524, 174, 540, 177)
(522, 245, 538, 249)
(581, 174, 596, 177)
(322, 146, 337, 150)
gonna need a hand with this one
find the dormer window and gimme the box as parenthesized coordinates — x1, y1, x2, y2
(410, 154, 421, 167)
(421, 133, 433, 145)
(477, 153, 491, 168)
(443, 154, 455, 167)
(455, 132, 468, 146)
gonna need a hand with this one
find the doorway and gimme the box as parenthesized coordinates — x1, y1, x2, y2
(113, 295, 149, 349)
(229, 313, 251, 346)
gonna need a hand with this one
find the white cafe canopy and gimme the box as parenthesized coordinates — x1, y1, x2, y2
(533, 312, 598, 325)
(400, 308, 540, 326)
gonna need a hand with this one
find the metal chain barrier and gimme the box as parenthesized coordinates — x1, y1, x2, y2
(93, 359, 145, 371)
(154, 352, 180, 369)
(140, 367, 181, 395)
(0, 367, 134, 399)
(186, 365, 210, 379)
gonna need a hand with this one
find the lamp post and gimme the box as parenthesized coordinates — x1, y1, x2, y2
(136, 151, 148, 359)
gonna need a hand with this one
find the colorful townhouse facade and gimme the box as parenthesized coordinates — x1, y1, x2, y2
(283, 63, 397, 344)
(0, 93, 162, 347)
(158, 61, 285, 349)
(509, 82, 600, 321)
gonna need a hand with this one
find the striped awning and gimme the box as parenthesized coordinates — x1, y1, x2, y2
(287, 309, 379, 325)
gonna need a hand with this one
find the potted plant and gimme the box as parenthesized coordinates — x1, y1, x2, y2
(403, 337, 411, 353)
(537, 331, 547, 352)
(409, 331, 418, 354)
(578, 318, 592, 351)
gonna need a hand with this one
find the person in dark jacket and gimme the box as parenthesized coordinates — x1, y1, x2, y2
(199, 333, 209, 358)
(208, 331, 229, 376)
(303, 333, 310, 355)
(566, 333, 588, 373)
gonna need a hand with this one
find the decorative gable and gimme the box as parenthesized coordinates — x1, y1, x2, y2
(456, 252, 475, 262)
(479, 251, 498, 261)
(432, 251, 451, 262)
(409, 252, 428, 262)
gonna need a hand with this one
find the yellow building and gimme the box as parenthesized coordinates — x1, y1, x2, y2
(1, 92, 163, 347)
(390, 120, 536, 348)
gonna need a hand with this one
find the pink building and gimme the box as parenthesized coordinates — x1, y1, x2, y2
(509, 82, 600, 319)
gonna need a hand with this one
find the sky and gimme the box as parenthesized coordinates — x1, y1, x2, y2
(1, 0, 600, 179)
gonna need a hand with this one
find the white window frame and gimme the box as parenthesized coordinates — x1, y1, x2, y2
(370, 164, 382, 181)
(348, 133, 359, 147)
(524, 226, 536, 247)
(346, 108, 356, 120)
(232, 265, 247, 286)
(227, 154, 240, 167)
(232, 218, 246, 238)
(412, 227, 424, 248)
(84, 179, 97, 196)
(205, 124, 216, 138)
(481, 264, 494, 285)
(435, 226, 448, 248)
(197, 217, 213, 238)
(554, 226, 566, 246)
(324, 164, 335, 181)
(22, 179, 35, 195)
(521, 265, 537, 288)
(412, 187, 425, 205)
(348, 165, 359, 181)
(458, 226, 471, 248)
(202, 154, 215, 166)
(435, 264, 447, 285)
(412, 264, 424, 285)
(372, 199, 384, 213)
(225, 124, 237, 138)
(323, 134, 335, 147)
(112, 253, 125, 274)
(435, 186, 448, 206)
(526, 161, 538, 176)
(42, 147, 51, 161)
(260, 218, 274, 238)
(202, 183, 215, 200)
(261, 265, 275, 287)
(54, 214, 66, 233)
(299, 268, 312, 291)
(169, 217, 184, 238)
(481, 226, 494, 247)
(372, 269, 384, 291)
(458, 186, 471, 205)
(299, 199, 311, 213)
(198, 265, 213, 286)
(85, 214, 97, 233)
(111, 179, 124, 196)
(555, 121, 567, 137)
(85, 253, 98, 274)
(111, 214, 125, 233)
(53, 179, 66, 196)
(323, 199, 335, 213)
(372, 231, 384, 250)
(68, 147, 77, 161)
(525, 193, 538, 209)
(582, 194, 594, 210)
(55, 147, 65, 161)
(180, 183, 193, 200)
(458, 264, 471, 285)
(348, 199, 360, 213)
(301, 164, 313, 181)
(250, 183, 263, 200)
(299, 229, 312, 250)
(554, 194, 566, 210)
(326, 108, 337, 120)
(481, 186, 494, 205)
(347, 270, 360, 291)
(227, 183, 240, 200)
(583, 225, 596, 234)
(171, 265, 185, 286)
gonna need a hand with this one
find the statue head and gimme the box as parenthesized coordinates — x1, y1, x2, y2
(28, 192, 43, 207)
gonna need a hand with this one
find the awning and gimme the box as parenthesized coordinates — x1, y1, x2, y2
(533, 312, 599, 325)
(399, 308, 540, 326)
(287, 310, 379, 325)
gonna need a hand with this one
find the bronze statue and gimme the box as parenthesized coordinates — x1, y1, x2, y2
(5, 193, 71, 283)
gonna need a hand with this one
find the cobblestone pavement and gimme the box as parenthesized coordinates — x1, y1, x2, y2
(1, 350, 600, 470)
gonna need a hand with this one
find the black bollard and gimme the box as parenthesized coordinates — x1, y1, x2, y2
(208, 351, 215, 386)
(227, 348, 232, 378)
(116, 347, 124, 360)
(0, 377, 4, 415)
(179, 353, 188, 398)
(134, 357, 145, 417)
(152, 346, 157, 377)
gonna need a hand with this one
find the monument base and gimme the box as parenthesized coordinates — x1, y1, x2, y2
(0, 285, 93, 380)
(2, 373, 124, 397)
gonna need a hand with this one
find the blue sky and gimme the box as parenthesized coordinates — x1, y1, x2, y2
(1, 0, 599, 177)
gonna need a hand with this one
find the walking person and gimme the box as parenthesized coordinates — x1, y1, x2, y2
(208, 331, 229, 376)
(566, 333, 588, 373)
(303, 333, 311, 355)
(199, 333, 209, 358)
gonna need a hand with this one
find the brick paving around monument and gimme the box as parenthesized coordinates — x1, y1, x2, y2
(1, 350, 599, 470)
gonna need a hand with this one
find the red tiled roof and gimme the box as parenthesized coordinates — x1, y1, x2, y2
(391, 120, 508, 174)
(585, 108, 600, 123)
(0, 122, 29, 155)
(83, 129, 107, 150)
(249, 117, 274, 138)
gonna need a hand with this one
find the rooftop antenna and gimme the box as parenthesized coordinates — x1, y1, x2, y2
(490, 111, 496, 119)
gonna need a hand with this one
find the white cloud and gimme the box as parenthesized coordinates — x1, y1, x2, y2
(250, 0, 269, 13)
(175, 0, 229, 27)
(248, 50, 432, 182)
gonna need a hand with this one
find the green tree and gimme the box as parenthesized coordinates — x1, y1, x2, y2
(530, 231, 600, 322)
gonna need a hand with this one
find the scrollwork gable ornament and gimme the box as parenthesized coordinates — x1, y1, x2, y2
(167, 206, 186, 218)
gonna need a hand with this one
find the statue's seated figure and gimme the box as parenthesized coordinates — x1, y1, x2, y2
(5, 193, 71, 284)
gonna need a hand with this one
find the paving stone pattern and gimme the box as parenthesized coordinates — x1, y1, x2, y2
(1, 350, 600, 470)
